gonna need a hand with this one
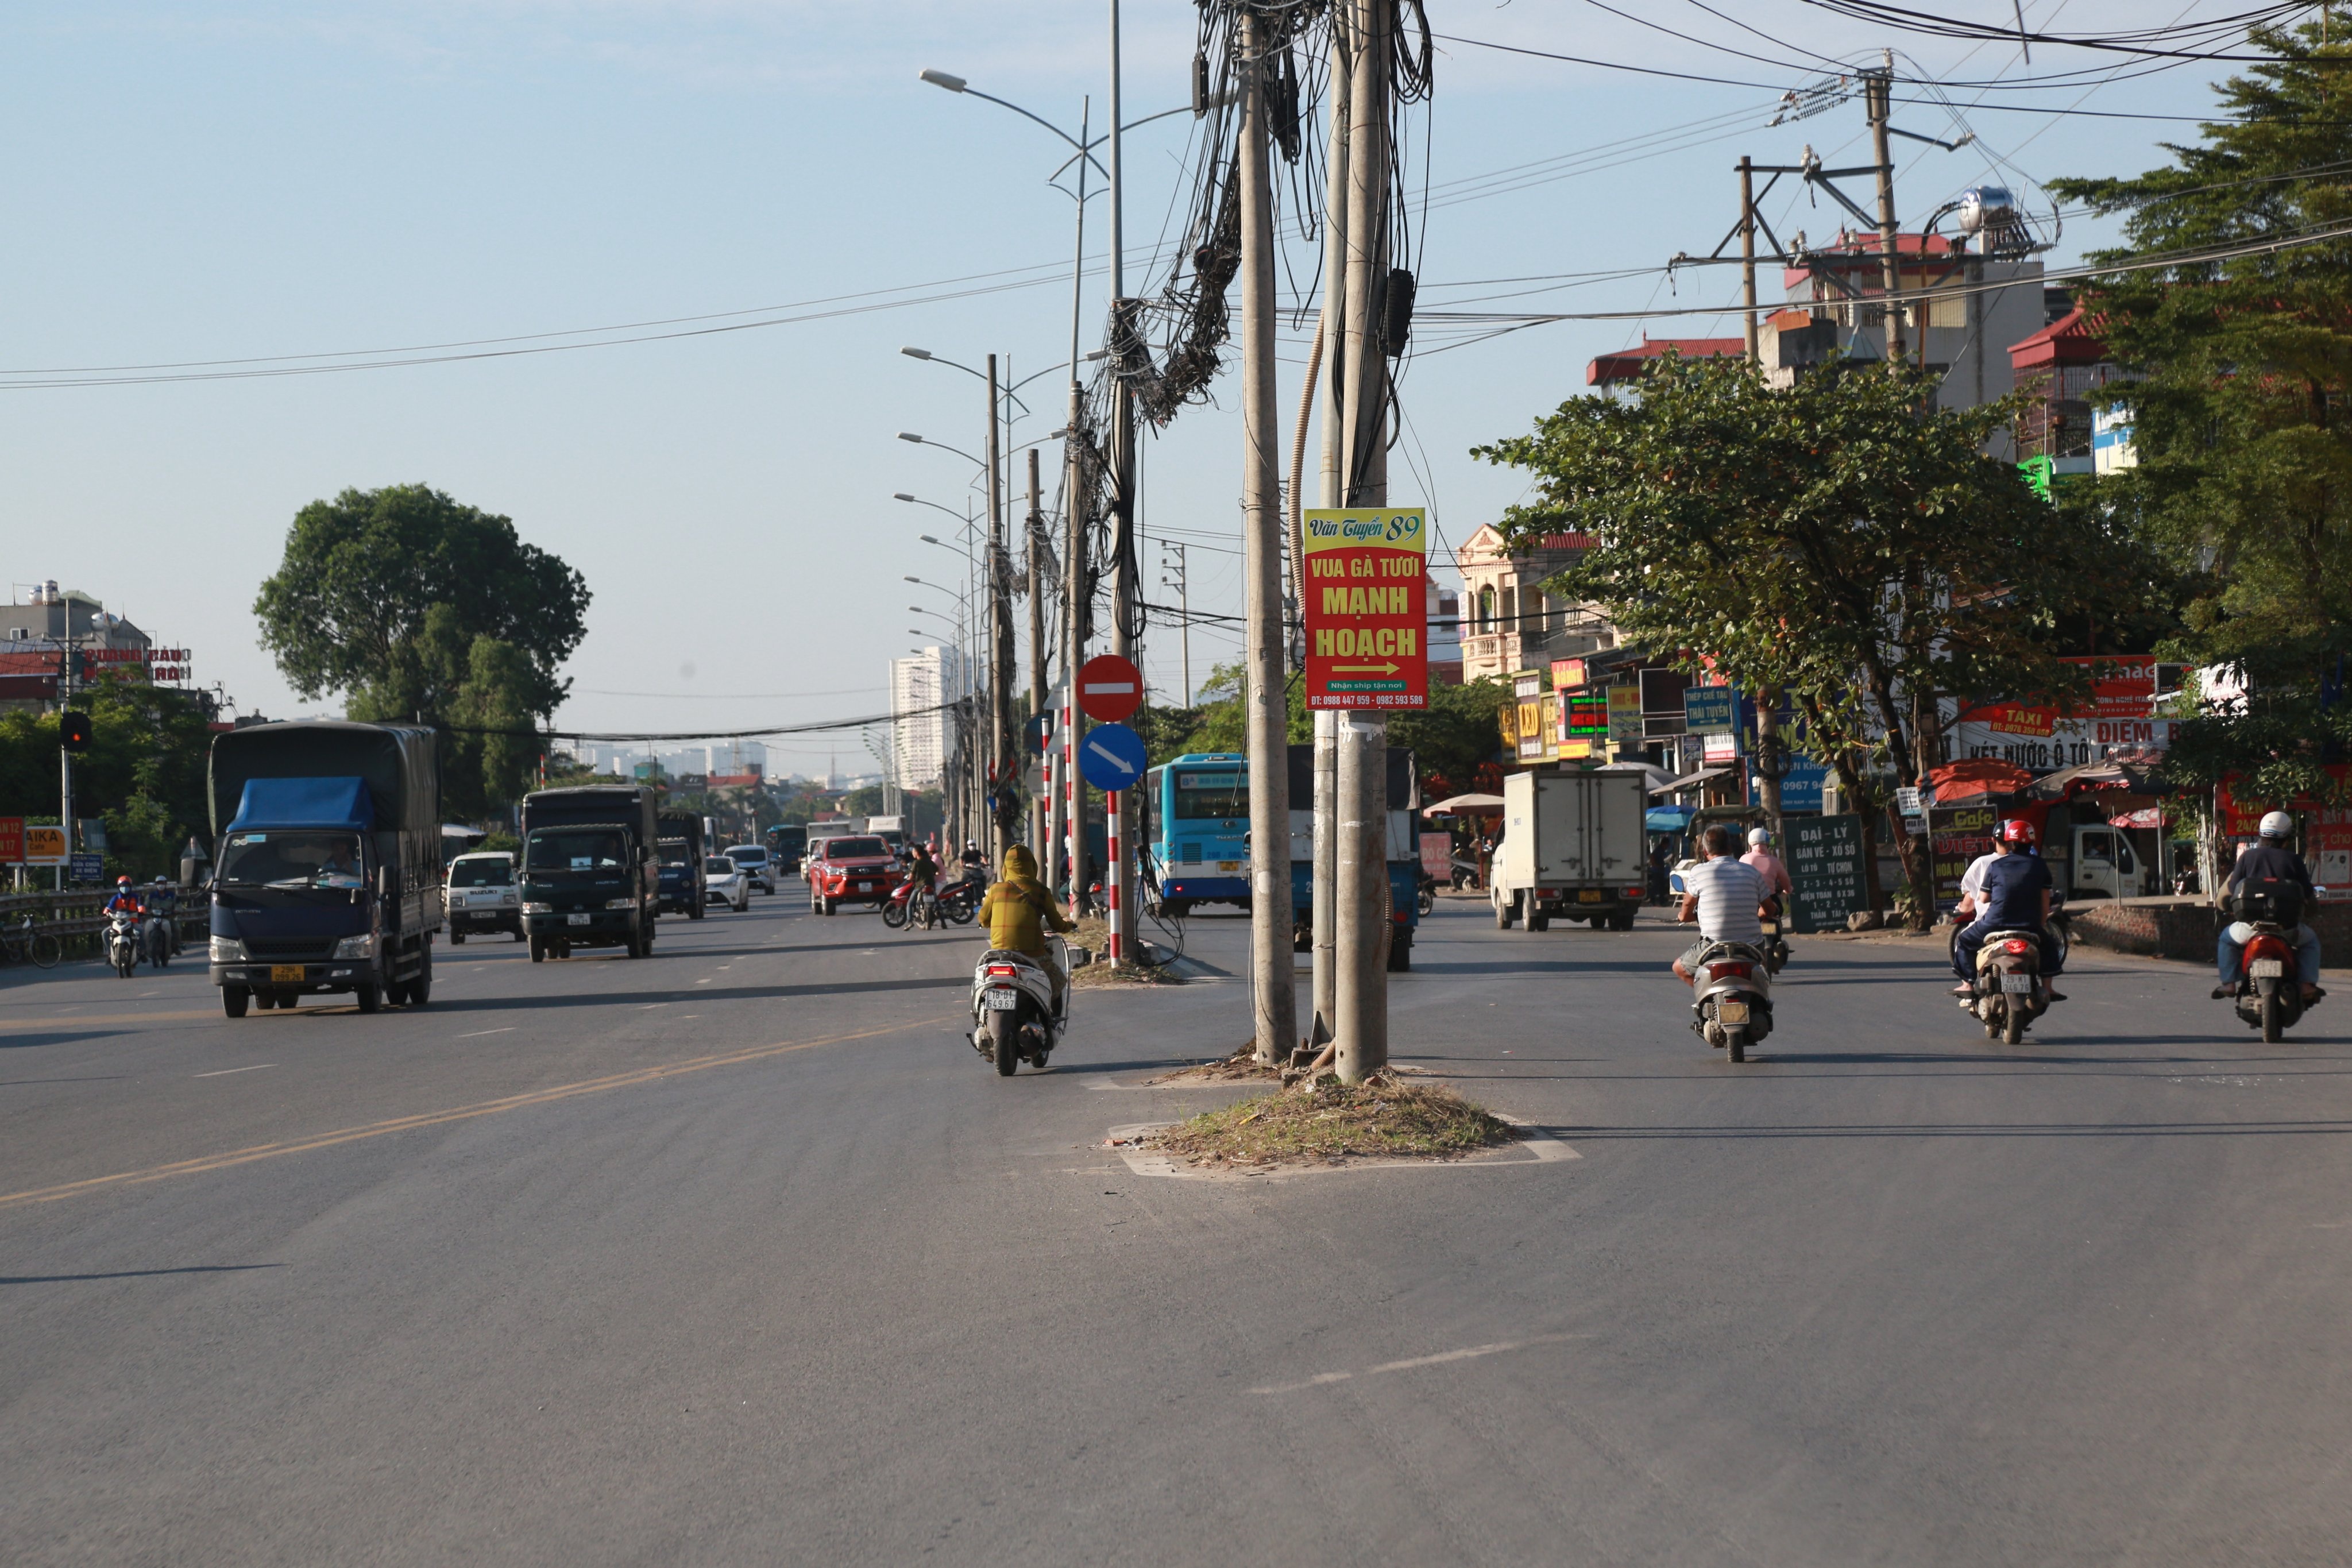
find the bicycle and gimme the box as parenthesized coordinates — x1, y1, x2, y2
(1, 914, 63, 969)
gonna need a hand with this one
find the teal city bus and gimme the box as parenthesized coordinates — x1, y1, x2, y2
(1144, 754, 1251, 917)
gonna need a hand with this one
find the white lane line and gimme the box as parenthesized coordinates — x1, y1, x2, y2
(1248, 1333, 1590, 1395)
(458, 1027, 516, 1038)
(695, 978, 713, 985)
(195, 1064, 277, 1078)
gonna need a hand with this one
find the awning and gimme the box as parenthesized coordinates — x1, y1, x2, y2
(1646, 805, 1698, 832)
(1650, 767, 1732, 797)
(1927, 756, 2033, 804)
(1596, 761, 1678, 792)
(1423, 793, 1506, 817)
(2025, 759, 2170, 802)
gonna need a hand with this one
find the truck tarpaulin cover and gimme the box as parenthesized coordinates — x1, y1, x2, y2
(208, 720, 439, 837)
(227, 777, 374, 833)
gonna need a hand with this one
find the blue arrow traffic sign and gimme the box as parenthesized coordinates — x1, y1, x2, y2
(1076, 721, 1147, 791)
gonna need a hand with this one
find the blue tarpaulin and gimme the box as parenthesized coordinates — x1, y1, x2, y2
(227, 776, 374, 833)
(1645, 806, 1698, 832)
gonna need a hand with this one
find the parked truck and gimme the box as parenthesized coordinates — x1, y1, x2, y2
(1490, 769, 1648, 931)
(655, 809, 706, 920)
(1285, 744, 1423, 972)
(519, 786, 661, 960)
(207, 719, 441, 1017)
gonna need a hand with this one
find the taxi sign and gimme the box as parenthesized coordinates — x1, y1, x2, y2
(1076, 721, 1147, 791)
(1301, 507, 1427, 710)
(1077, 655, 1143, 722)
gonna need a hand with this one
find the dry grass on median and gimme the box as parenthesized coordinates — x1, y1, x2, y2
(1148, 1075, 1519, 1169)
(1064, 914, 1185, 987)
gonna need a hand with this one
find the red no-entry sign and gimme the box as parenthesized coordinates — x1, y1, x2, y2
(1077, 654, 1144, 722)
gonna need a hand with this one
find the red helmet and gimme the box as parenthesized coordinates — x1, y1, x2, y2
(1998, 817, 2037, 845)
(117, 875, 133, 886)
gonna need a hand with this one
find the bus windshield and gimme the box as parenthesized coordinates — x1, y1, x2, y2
(1170, 770, 1247, 821)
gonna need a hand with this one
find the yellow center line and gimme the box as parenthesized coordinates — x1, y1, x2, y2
(0, 1014, 956, 1211)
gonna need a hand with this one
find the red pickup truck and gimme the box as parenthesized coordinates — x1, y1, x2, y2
(806, 835, 902, 916)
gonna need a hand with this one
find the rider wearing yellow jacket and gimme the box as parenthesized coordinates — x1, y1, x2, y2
(979, 845, 1076, 1007)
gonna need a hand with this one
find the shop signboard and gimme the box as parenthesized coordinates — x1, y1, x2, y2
(1779, 758, 1827, 813)
(1301, 507, 1428, 710)
(1606, 685, 1643, 744)
(1683, 684, 1737, 735)
(1787, 813, 1867, 933)
(0, 817, 21, 862)
(1928, 804, 2001, 911)
(1953, 656, 2183, 771)
(21, 824, 67, 866)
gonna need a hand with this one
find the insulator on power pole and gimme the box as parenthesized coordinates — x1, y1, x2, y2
(1273, 48, 1302, 163)
(1193, 51, 1210, 117)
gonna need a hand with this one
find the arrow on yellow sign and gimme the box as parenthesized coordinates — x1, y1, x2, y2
(1331, 662, 1401, 674)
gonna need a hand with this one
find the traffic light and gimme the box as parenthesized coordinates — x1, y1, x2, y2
(59, 710, 93, 751)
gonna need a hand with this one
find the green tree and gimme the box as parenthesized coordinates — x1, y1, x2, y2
(1146, 661, 1505, 798)
(1474, 354, 2158, 923)
(2049, 21, 2352, 804)
(253, 484, 590, 816)
(0, 673, 216, 880)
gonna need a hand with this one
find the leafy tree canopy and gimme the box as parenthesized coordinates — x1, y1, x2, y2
(2049, 21, 2352, 801)
(253, 484, 590, 816)
(1148, 662, 1507, 795)
(0, 674, 215, 880)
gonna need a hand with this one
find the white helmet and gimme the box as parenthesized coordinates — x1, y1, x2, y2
(1747, 827, 1772, 847)
(2259, 810, 2294, 839)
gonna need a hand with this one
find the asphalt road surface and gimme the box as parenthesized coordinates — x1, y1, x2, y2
(5, 890, 2350, 1565)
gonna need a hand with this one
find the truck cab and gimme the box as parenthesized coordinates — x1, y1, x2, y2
(2066, 823, 2147, 901)
(519, 786, 660, 960)
(656, 810, 706, 919)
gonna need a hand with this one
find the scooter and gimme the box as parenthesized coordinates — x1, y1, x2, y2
(105, 910, 143, 979)
(1758, 897, 1790, 975)
(1968, 926, 2055, 1044)
(1690, 939, 1774, 1061)
(970, 936, 1091, 1076)
(2224, 918, 2321, 1042)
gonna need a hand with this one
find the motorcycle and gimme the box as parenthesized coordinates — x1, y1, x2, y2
(2224, 918, 2320, 1042)
(882, 879, 944, 931)
(1690, 939, 1774, 1062)
(1416, 872, 1438, 918)
(1758, 898, 1790, 975)
(970, 936, 1091, 1076)
(1967, 926, 2056, 1044)
(105, 909, 143, 979)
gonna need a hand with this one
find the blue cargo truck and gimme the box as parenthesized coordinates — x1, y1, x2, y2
(656, 809, 707, 920)
(1285, 743, 1422, 972)
(519, 785, 661, 960)
(207, 720, 442, 1018)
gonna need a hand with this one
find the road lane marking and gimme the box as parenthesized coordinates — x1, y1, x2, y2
(457, 1028, 515, 1038)
(194, 1065, 276, 1077)
(1248, 1334, 1592, 1395)
(0, 1015, 954, 1212)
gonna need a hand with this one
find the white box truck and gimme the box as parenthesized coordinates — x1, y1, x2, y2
(1491, 770, 1650, 931)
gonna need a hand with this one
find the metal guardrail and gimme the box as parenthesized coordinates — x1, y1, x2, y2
(1, 889, 206, 947)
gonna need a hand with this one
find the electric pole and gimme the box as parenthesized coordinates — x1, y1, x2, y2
(1063, 415, 1088, 917)
(1237, 3, 1296, 1067)
(1334, 0, 1391, 1084)
(1310, 9, 1353, 1055)
(987, 353, 1015, 864)
(1026, 446, 1049, 857)
(1739, 155, 1761, 364)
(1105, 0, 1138, 965)
(1867, 57, 1905, 371)
(1160, 543, 1191, 706)
(1740, 155, 1783, 843)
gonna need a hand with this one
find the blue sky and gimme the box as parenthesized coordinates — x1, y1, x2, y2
(0, 2, 2247, 774)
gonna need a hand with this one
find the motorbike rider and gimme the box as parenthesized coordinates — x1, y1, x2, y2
(958, 839, 988, 885)
(102, 876, 145, 920)
(979, 844, 1077, 1014)
(2215, 810, 2324, 1006)
(1952, 819, 2064, 998)
(905, 843, 941, 919)
(144, 874, 179, 960)
(1671, 824, 1770, 986)
(1740, 827, 1794, 903)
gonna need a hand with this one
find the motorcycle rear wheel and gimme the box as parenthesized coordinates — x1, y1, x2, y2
(1726, 1029, 1745, 1063)
(2003, 1002, 2025, 1045)
(2262, 989, 2284, 1044)
(990, 1009, 1018, 1075)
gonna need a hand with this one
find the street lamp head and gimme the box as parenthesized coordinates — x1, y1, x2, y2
(897, 431, 924, 444)
(918, 68, 968, 94)
(894, 493, 918, 503)
(903, 576, 921, 584)
(899, 346, 933, 361)
(918, 533, 941, 544)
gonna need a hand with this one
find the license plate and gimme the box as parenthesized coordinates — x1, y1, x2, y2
(1714, 999, 1749, 1024)
(984, 990, 1019, 1011)
(269, 964, 305, 983)
(2251, 958, 2285, 978)
(568, 913, 590, 926)
(857, 882, 874, 891)
(2001, 974, 2034, 993)
(1577, 890, 1604, 903)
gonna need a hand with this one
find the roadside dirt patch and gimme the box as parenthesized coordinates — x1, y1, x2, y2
(1146, 1042, 1284, 1084)
(1148, 1076, 1519, 1169)
(1065, 915, 1185, 987)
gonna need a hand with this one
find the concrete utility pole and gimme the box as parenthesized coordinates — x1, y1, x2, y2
(1064, 415, 1088, 917)
(1867, 56, 1905, 371)
(1237, 6, 1296, 1067)
(57, 642, 75, 892)
(1310, 10, 1353, 1053)
(1739, 155, 1761, 365)
(1026, 447, 1049, 857)
(987, 353, 1015, 864)
(1105, 0, 1138, 964)
(1334, 0, 1392, 1085)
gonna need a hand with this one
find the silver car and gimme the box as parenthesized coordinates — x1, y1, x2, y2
(444, 852, 522, 943)
(723, 845, 777, 894)
(704, 856, 750, 912)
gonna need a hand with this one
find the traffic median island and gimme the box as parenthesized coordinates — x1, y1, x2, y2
(1146, 1075, 1519, 1171)
(1065, 914, 1185, 987)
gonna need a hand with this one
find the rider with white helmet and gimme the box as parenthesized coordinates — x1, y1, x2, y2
(2218, 811, 2323, 1003)
(1740, 825, 1793, 902)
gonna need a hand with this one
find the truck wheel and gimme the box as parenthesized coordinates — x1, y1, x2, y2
(530, 939, 545, 963)
(689, 900, 705, 920)
(451, 931, 466, 945)
(1610, 908, 1637, 932)
(1528, 912, 1550, 933)
(411, 947, 431, 1006)
(821, 897, 837, 917)
(625, 929, 644, 959)
(222, 985, 249, 1019)
(356, 982, 381, 1014)
(1494, 893, 1515, 930)
(1387, 934, 1412, 973)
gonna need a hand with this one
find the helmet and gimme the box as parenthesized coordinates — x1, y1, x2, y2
(1747, 828, 1772, 848)
(117, 875, 132, 886)
(2260, 810, 2294, 839)
(1998, 818, 2037, 845)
